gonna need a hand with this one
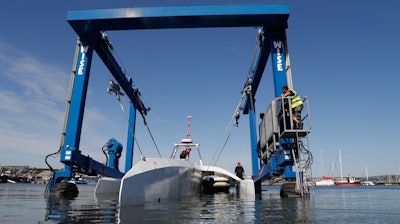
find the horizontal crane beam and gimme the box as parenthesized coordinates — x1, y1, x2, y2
(67, 4, 289, 37)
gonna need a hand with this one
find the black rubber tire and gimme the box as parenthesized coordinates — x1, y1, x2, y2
(50, 182, 79, 198)
(280, 182, 297, 198)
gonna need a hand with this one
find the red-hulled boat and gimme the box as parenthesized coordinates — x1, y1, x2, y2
(334, 149, 360, 186)
(334, 175, 361, 186)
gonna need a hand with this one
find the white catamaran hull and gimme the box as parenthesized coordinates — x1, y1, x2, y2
(95, 177, 121, 195)
(315, 179, 335, 186)
(119, 157, 202, 206)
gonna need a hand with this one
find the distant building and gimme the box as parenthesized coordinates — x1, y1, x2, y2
(0, 166, 51, 183)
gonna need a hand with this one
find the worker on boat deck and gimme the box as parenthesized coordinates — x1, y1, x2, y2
(275, 85, 303, 129)
(235, 162, 244, 179)
(180, 147, 191, 159)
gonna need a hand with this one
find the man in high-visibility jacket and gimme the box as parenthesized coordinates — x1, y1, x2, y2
(276, 85, 303, 129)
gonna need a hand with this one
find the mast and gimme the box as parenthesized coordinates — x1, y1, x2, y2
(338, 149, 343, 181)
(186, 115, 191, 139)
(320, 148, 324, 176)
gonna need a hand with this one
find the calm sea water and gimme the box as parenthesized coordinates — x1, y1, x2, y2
(0, 183, 399, 223)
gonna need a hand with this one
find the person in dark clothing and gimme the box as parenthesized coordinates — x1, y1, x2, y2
(180, 147, 191, 159)
(235, 162, 245, 179)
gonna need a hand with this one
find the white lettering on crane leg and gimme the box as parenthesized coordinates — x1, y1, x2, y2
(77, 45, 88, 75)
(273, 41, 283, 71)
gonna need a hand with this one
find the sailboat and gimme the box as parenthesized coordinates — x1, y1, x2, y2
(315, 150, 334, 186)
(315, 175, 334, 186)
(334, 149, 361, 186)
(361, 165, 375, 186)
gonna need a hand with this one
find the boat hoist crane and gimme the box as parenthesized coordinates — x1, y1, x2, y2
(240, 29, 313, 196)
(45, 32, 150, 196)
(45, 3, 312, 197)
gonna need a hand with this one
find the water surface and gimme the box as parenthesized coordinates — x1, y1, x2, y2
(0, 183, 399, 223)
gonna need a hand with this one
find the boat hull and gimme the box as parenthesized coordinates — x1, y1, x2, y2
(335, 182, 360, 186)
(201, 175, 230, 194)
(198, 165, 254, 196)
(361, 181, 375, 186)
(334, 181, 361, 186)
(315, 179, 335, 186)
(334, 174, 361, 186)
(119, 158, 202, 206)
(315, 176, 334, 186)
(95, 177, 121, 195)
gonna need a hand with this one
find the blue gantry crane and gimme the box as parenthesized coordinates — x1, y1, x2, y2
(46, 3, 312, 197)
(45, 32, 150, 196)
(242, 29, 313, 196)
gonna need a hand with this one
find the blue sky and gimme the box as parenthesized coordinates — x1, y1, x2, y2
(1, 0, 399, 178)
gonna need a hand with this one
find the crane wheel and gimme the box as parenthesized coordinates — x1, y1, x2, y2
(50, 182, 79, 198)
(280, 182, 297, 198)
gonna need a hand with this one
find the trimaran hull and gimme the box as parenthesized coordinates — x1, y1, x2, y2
(119, 157, 202, 206)
(95, 157, 255, 206)
(95, 116, 254, 206)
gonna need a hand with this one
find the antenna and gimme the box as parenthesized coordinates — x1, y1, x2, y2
(186, 115, 191, 139)
(181, 115, 193, 144)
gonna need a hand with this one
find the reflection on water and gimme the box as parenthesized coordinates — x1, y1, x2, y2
(118, 192, 260, 223)
(44, 185, 313, 223)
(2, 183, 400, 223)
(44, 185, 119, 223)
(255, 188, 313, 223)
